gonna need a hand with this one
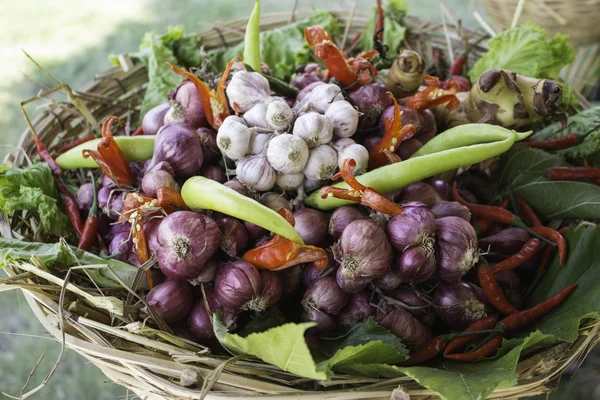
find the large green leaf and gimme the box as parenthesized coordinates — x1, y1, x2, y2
(529, 107, 600, 160)
(0, 238, 140, 288)
(496, 144, 600, 219)
(214, 317, 329, 380)
(214, 316, 408, 380)
(317, 318, 408, 369)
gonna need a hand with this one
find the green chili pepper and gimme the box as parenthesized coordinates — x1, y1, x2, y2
(413, 124, 532, 158)
(243, 0, 261, 72)
(305, 124, 532, 210)
(55, 136, 155, 170)
(181, 176, 304, 244)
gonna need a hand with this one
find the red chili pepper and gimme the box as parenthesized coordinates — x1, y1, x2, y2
(443, 316, 499, 357)
(531, 226, 566, 266)
(583, 159, 600, 185)
(537, 246, 553, 272)
(321, 159, 404, 215)
(368, 94, 416, 169)
(401, 337, 446, 366)
(131, 125, 144, 136)
(97, 233, 108, 254)
(472, 218, 492, 236)
(375, 0, 384, 42)
(82, 116, 134, 186)
(558, 226, 570, 234)
(243, 211, 328, 271)
(157, 187, 189, 214)
(56, 135, 96, 154)
(449, 56, 466, 76)
(514, 194, 542, 227)
(77, 177, 99, 251)
(32, 134, 61, 175)
(491, 238, 543, 274)
(525, 123, 600, 150)
(53, 176, 84, 236)
(452, 182, 527, 227)
(405, 75, 460, 111)
(548, 166, 600, 181)
(477, 263, 519, 315)
(500, 284, 577, 332)
(443, 336, 503, 362)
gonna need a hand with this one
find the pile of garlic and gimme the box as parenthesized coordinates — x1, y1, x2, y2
(216, 71, 368, 196)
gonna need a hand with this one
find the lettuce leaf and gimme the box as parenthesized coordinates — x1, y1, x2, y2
(131, 26, 201, 118)
(469, 22, 575, 81)
(361, 0, 408, 59)
(0, 163, 72, 237)
(0, 238, 140, 288)
(209, 10, 341, 81)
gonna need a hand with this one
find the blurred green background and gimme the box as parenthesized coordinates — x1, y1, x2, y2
(0, 0, 598, 399)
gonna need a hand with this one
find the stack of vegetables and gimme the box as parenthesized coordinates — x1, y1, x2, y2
(3, 1, 600, 398)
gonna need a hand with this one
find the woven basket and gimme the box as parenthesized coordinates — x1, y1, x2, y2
(480, 0, 600, 93)
(4, 10, 599, 400)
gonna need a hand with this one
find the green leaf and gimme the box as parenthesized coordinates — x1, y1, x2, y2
(469, 22, 575, 81)
(317, 318, 408, 368)
(133, 31, 184, 118)
(0, 163, 72, 237)
(214, 316, 408, 380)
(530, 107, 600, 159)
(236, 308, 288, 337)
(0, 237, 140, 288)
(209, 11, 341, 81)
(213, 316, 330, 380)
(361, 1, 407, 59)
(496, 144, 600, 219)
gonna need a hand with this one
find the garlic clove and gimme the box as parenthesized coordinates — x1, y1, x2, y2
(275, 172, 305, 190)
(337, 144, 369, 175)
(266, 133, 309, 174)
(226, 71, 271, 113)
(324, 100, 359, 138)
(217, 116, 254, 160)
(266, 99, 294, 130)
(303, 144, 338, 181)
(292, 112, 333, 149)
(236, 155, 277, 192)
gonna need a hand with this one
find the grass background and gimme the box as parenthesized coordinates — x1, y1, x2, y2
(0, 1, 598, 399)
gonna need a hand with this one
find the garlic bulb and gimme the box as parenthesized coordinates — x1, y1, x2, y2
(303, 144, 338, 181)
(236, 155, 277, 192)
(266, 133, 309, 174)
(250, 132, 273, 155)
(324, 101, 359, 138)
(331, 138, 356, 151)
(275, 172, 304, 190)
(243, 103, 270, 128)
(266, 99, 294, 130)
(337, 144, 369, 175)
(226, 71, 271, 113)
(260, 192, 292, 211)
(292, 112, 333, 148)
(217, 116, 254, 160)
(302, 83, 344, 113)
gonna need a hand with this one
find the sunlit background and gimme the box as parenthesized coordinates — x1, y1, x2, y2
(0, 0, 598, 398)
